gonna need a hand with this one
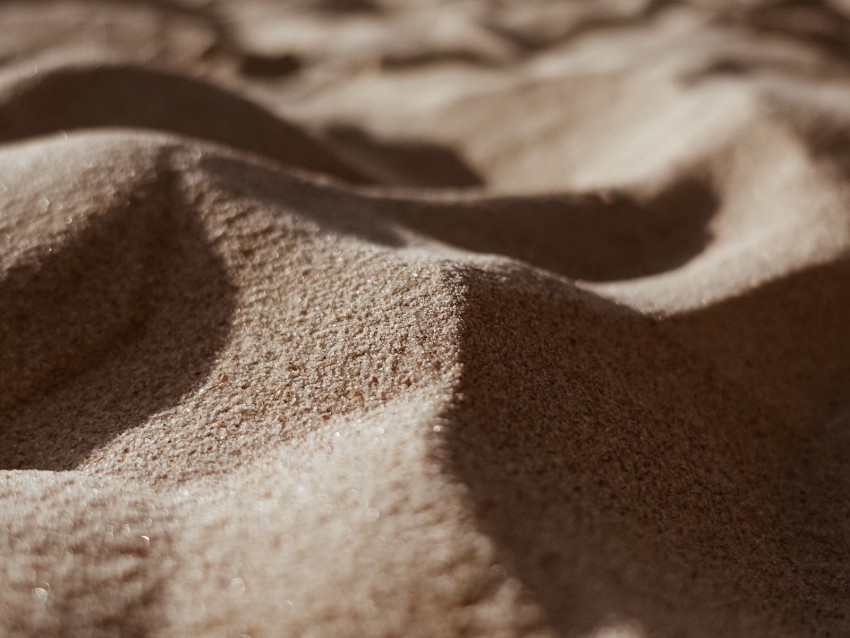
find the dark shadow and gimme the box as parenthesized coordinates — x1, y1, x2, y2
(0, 62, 368, 183)
(310, 0, 381, 14)
(777, 402, 850, 627)
(324, 124, 484, 188)
(240, 52, 302, 78)
(379, 49, 506, 70)
(436, 260, 850, 635)
(665, 260, 850, 630)
(679, 58, 751, 85)
(204, 153, 715, 282)
(377, 177, 717, 281)
(242, 0, 380, 14)
(0, 162, 236, 471)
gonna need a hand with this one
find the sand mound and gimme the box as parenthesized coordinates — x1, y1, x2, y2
(0, 59, 367, 182)
(2, 1, 850, 637)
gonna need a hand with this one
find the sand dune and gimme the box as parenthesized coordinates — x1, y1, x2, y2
(2, 1, 850, 637)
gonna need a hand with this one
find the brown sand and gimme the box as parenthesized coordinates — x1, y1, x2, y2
(2, 1, 850, 636)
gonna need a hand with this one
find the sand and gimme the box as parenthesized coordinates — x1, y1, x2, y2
(1, 1, 849, 636)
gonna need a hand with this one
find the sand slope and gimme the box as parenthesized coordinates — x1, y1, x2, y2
(1, 1, 850, 637)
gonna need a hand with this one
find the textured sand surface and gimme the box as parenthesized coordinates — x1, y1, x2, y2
(2, 1, 850, 636)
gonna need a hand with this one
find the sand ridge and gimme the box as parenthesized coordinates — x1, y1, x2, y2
(1, 1, 850, 637)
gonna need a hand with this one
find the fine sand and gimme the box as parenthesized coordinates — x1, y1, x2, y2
(2, 1, 850, 636)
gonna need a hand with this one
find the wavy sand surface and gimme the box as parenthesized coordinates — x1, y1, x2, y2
(2, 1, 850, 636)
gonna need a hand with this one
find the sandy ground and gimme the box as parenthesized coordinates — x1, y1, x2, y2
(1, 1, 850, 636)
